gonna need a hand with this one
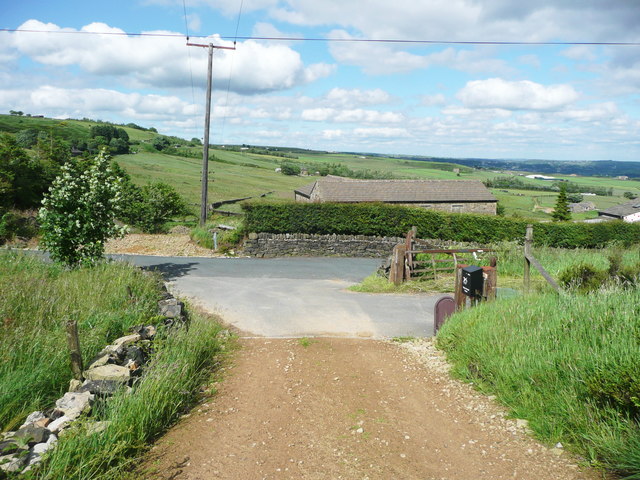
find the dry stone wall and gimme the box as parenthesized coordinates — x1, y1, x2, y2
(242, 233, 472, 258)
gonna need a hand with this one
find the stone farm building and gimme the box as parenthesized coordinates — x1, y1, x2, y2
(294, 176, 497, 215)
(597, 201, 640, 223)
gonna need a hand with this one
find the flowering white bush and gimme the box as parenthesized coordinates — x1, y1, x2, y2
(39, 151, 127, 266)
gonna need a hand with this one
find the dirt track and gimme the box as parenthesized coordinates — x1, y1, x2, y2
(140, 337, 598, 480)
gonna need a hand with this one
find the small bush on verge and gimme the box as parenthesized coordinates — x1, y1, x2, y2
(38, 151, 126, 266)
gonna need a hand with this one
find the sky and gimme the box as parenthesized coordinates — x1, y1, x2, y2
(2, 0, 640, 161)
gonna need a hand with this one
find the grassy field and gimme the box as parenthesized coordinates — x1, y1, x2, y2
(3, 113, 640, 221)
(0, 253, 161, 431)
(351, 243, 640, 294)
(436, 287, 640, 477)
(0, 252, 228, 478)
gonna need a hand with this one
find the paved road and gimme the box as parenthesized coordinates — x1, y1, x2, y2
(113, 255, 441, 339)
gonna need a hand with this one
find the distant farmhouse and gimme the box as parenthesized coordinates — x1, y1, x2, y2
(294, 176, 497, 215)
(596, 201, 640, 223)
(569, 202, 596, 213)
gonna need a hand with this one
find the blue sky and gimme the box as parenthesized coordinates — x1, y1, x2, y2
(2, 0, 640, 160)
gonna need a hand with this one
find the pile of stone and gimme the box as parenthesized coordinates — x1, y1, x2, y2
(0, 295, 186, 475)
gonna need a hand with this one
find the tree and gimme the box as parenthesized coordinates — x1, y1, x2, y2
(281, 162, 301, 175)
(112, 163, 188, 233)
(567, 193, 583, 204)
(0, 134, 47, 209)
(38, 151, 127, 266)
(496, 202, 506, 216)
(15, 129, 39, 148)
(152, 136, 170, 151)
(552, 182, 571, 222)
(623, 191, 638, 200)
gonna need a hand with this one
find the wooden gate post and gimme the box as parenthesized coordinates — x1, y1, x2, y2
(66, 320, 84, 381)
(389, 244, 407, 285)
(524, 224, 533, 294)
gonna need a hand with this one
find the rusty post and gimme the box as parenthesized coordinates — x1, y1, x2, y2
(389, 244, 407, 285)
(524, 224, 533, 294)
(65, 320, 84, 381)
(483, 266, 497, 302)
(454, 265, 466, 311)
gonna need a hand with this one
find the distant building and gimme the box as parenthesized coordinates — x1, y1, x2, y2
(525, 174, 557, 181)
(596, 201, 640, 223)
(294, 176, 497, 215)
(617, 176, 630, 180)
(569, 202, 596, 213)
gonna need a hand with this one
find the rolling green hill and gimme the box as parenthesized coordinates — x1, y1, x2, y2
(2, 113, 640, 220)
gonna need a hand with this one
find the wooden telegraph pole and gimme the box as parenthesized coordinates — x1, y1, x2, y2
(187, 41, 236, 226)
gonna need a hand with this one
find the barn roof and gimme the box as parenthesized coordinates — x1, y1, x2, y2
(295, 177, 496, 203)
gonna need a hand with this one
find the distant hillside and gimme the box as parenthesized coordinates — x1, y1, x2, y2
(444, 158, 640, 178)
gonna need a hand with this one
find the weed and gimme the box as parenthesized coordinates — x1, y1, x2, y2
(298, 337, 316, 348)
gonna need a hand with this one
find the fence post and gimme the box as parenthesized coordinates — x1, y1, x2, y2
(524, 224, 533, 294)
(484, 267, 497, 302)
(454, 265, 466, 311)
(65, 320, 84, 381)
(389, 244, 407, 285)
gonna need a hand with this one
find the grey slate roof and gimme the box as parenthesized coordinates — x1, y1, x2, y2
(599, 201, 640, 218)
(295, 177, 496, 203)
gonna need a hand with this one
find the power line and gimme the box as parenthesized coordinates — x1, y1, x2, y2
(220, 0, 244, 145)
(2, 27, 640, 46)
(182, 0, 201, 144)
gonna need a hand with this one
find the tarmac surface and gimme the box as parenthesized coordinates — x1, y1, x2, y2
(114, 255, 441, 338)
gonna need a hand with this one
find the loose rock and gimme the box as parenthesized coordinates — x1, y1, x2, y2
(78, 380, 124, 397)
(84, 364, 131, 383)
(14, 425, 49, 446)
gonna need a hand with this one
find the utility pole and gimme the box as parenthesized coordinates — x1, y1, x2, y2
(187, 40, 236, 226)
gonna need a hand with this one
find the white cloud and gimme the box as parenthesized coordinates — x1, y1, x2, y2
(322, 129, 344, 139)
(0, 85, 198, 119)
(325, 88, 392, 107)
(268, 0, 640, 44)
(10, 20, 334, 94)
(421, 94, 446, 106)
(561, 46, 598, 62)
(457, 78, 579, 111)
(301, 107, 403, 123)
(186, 14, 202, 32)
(353, 127, 410, 138)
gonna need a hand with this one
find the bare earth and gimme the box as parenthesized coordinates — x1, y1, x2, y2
(141, 337, 599, 480)
(105, 233, 221, 257)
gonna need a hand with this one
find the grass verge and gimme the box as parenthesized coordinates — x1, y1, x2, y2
(32, 307, 227, 480)
(436, 287, 640, 477)
(0, 252, 161, 431)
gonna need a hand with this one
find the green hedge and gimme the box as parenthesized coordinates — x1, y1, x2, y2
(241, 201, 640, 248)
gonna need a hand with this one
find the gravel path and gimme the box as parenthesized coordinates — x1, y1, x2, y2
(139, 337, 598, 480)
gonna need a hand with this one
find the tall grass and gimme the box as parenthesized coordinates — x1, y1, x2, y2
(351, 243, 640, 294)
(33, 309, 225, 479)
(0, 253, 161, 431)
(437, 287, 640, 477)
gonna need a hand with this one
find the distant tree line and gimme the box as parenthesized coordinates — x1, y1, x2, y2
(484, 176, 613, 196)
(279, 161, 395, 180)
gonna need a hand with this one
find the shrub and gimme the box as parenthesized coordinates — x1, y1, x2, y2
(558, 263, 607, 291)
(241, 201, 640, 248)
(281, 162, 301, 175)
(38, 151, 127, 266)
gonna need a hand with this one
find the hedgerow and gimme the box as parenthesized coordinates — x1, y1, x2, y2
(241, 201, 640, 248)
